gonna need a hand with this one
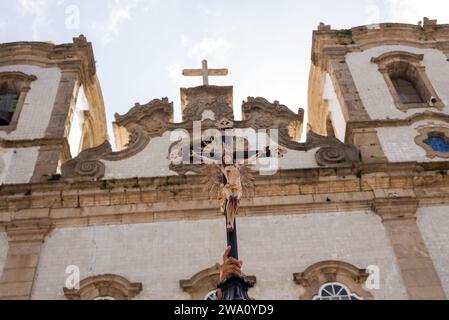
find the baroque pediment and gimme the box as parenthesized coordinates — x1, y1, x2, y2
(62, 87, 360, 181)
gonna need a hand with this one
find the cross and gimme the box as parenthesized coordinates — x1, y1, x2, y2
(182, 60, 228, 86)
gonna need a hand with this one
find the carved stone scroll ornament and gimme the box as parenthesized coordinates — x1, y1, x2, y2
(114, 98, 174, 138)
(240, 97, 304, 139)
(62, 127, 150, 181)
(279, 129, 361, 167)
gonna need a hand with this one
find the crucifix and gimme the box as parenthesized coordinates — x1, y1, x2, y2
(182, 60, 228, 86)
(191, 137, 269, 300)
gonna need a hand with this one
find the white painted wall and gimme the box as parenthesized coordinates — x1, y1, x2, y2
(346, 46, 449, 120)
(418, 206, 449, 298)
(377, 120, 449, 163)
(0, 147, 39, 185)
(323, 73, 346, 142)
(0, 232, 7, 279)
(32, 211, 406, 300)
(0, 65, 61, 140)
(68, 86, 91, 158)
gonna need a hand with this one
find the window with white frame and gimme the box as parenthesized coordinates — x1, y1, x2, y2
(313, 283, 362, 300)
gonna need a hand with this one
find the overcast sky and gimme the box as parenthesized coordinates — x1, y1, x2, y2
(1, 0, 448, 143)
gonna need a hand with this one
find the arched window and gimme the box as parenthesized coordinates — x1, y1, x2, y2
(389, 61, 424, 104)
(0, 72, 37, 132)
(204, 290, 219, 301)
(0, 84, 19, 126)
(313, 282, 362, 300)
(371, 51, 444, 112)
(392, 79, 422, 105)
(293, 261, 374, 300)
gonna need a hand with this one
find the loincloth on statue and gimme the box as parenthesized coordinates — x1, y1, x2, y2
(225, 183, 242, 193)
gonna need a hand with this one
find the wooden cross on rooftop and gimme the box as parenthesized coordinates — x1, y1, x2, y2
(182, 60, 228, 86)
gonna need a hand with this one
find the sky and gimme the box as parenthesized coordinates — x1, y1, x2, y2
(1, 0, 448, 145)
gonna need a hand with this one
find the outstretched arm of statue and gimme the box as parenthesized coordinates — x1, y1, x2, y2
(191, 150, 220, 165)
(239, 147, 268, 165)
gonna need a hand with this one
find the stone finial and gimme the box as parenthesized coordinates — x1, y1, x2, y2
(73, 34, 87, 44)
(423, 17, 437, 29)
(318, 22, 331, 31)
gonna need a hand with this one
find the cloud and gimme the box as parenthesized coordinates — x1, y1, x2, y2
(187, 38, 232, 60)
(92, 0, 143, 45)
(17, 0, 53, 40)
(385, 0, 449, 24)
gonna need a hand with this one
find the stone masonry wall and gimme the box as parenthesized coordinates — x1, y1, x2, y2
(32, 211, 407, 300)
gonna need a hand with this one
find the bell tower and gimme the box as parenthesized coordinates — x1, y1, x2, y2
(0, 35, 108, 184)
(308, 18, 449, 164)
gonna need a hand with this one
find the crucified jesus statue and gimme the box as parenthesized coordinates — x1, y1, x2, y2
(192, 147, 267, 233)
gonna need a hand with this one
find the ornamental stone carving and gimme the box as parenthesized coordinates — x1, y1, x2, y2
(415, 126, 449, 159)
(241, 97, 304, 141)
(182, 86, 234, 122)
(114, 98, 174, 138)
(62, 127, 150, 181)
(64, 274, 142, 300)
(63, 86, 361, 181)
(293, 261, 373, 300)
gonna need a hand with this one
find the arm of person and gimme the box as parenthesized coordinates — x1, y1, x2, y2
(215, 246, 243, 300)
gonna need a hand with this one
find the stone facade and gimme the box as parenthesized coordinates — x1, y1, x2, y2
(2, 19, 449, 300)
(29, 212, 406, 300)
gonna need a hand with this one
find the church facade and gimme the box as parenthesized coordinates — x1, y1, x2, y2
(1, 19, 449, 300)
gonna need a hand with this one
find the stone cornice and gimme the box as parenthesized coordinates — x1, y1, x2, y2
(345, 111, 449, 143)
(372, 198, 419, 222)
(0, 35, 97, 84)
(1, 162, 449, 231)
(0, 137, 67, 148)
(312, 18, 449, 71)
(4, 218, 53, 243)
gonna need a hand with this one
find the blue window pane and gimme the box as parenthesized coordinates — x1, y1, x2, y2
(321, 289, 332, 297)
(425, 134, 449, 153)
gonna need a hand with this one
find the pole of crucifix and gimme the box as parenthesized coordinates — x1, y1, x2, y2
(192, 135, 268, 300)
(184, 62, 262, 300)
